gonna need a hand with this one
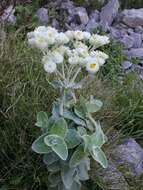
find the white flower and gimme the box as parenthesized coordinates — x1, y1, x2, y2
(27, 32, 34, 39)
(89, 34, 110, 48)
(44, 62, 57, 73)
(76, 47, 89, 57)
(51, 51, 64, 64)
(68, 55, 80, 65)
(65, 30, 74, 40)
(90, 51, 109, 66)
(85, 56, 100, 74)
(42, 57, 57, 73)
(56, 33, 69, 44)
(47, 26, 58, 35)
(73, 31, 84, 40)
(55, 46, 70, 55)
(83, 31, 91, 40)
(74, 41, 88, 49)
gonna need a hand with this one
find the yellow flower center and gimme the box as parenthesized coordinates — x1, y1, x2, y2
(37, 37, 44, 44)
(90, 63, 96, 69)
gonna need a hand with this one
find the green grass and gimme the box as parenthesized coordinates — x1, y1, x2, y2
(0, 25, 143, 189)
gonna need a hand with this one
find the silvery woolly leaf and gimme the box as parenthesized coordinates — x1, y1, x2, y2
(63, 109, 86, 126)
(90, 147, 108, 169)
(77, 127, 87, 137)
(69, 146, 87, 168)
(65, 129, 81, 149)
(85, 119, 94, 131)
(43, 152, 59, 166)
(50, 118, 67, 138)
(32, 134, 51, 154)
(44, 135, 68, 160)
(61, 166, 76, 189)
(35, 111, 48, 128)
(74, 107, 85, 120)
(85, 98, 103, 113)
(47, 161, 60, 172)
(48, 172, 61, 187)
(82, 135, 91, 152)
(52, 103, 60, 118)
(91, 122, 107, 147)
(77, 159, 90, 181)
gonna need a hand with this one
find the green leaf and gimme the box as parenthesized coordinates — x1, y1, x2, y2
(32, 134, 51, 154)
(69, 146, 87, 168)
(86, 99, 103, 113)
(77, 127, 87, 136)
(48, 172, 61, 187)
(35, 111, 48, 128)
(91, 122, 107, 147)
(82, 135, 91, 152)
(47, 162, 60, 172)
(77, 159, 90, 180)
(61, 166, 75, 189)
(43, 152, 59, 166)
(65, 129, 81, 149)
(74, 107, 85, 119)
(44, 135, 68, 160)
(50, 118, 67, 138)
(91, 147, 108, 168)
(63, 109, 86, 126)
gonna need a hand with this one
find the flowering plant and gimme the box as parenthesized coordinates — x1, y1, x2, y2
(28, 26, 109, 190)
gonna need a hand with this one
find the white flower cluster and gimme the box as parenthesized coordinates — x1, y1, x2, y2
(27, 26, 109, 75)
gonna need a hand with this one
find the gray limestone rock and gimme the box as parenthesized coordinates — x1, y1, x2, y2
(74, 7, 89, 25)
(122, 61, 133, 70)
(120, 35, 134, 49)
(86, 19, 99, 32)
(100, 0, 120, 30)
(130, 32, 142, 48)
(91, 161, 129, 190)
(121, 9, 143, 28)
(36, 8, 49, 24)
(112, 138, 143, 176)
(0, 5, 16, 24)
(89, 10, 99, 22)
(124, 48, 143, 58)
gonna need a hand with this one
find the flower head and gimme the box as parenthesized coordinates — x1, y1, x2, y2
(51, 51, 64, 64)
(85, 56, 100, 74)
(89, 34, 110, 48)
(42, 55, 57, 73)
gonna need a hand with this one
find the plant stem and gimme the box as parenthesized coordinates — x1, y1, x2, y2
(70, 67, 81, 84)
(88, 114, 98, 128)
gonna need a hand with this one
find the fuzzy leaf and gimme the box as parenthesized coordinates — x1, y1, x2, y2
(77, 127, 87, 136)
(91, 147, 108, 168)
(74, 107, 85, 119)
(91, 122, 107, 147)
(65, 129, 81, 149)
(86, 99, 103, 113)
(43, 152, 59, 166)
(50, 118, 67, 138)
(69, 146, 87, 168)
(82, 135, 91, 152)
(63, 109, 86, 126)
(32, 134, 51, 154)
(77, 159, 90, 181)
(48, 172, 61, 187)
(61, 166, 76, 189)
(44, 135, 68, 160)
(35, 111, 48, 128)
(47, 162, 60, 172)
